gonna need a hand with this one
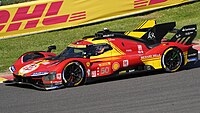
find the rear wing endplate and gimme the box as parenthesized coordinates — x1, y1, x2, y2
(170, 25, 197, 45)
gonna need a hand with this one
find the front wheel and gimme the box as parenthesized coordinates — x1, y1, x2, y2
(62, 62, 85, 86)
(161, 47, 183, 72)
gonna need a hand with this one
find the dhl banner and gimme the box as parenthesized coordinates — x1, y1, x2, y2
(0, 0, 196, 39)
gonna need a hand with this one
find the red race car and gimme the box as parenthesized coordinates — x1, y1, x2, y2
(6, 20, 199, 90)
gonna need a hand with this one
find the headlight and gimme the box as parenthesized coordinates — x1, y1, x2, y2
(9, 65, 16, 73)
(44, 71, 56, 81)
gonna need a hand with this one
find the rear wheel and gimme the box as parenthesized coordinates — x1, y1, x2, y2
(161, 47, 183, 72)
(62, 62, 85, 86)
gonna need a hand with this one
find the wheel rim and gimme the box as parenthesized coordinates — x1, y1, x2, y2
(63, 62, 84, 86)
(163, 49, 182, 71)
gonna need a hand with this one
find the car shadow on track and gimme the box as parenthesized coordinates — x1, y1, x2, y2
(86, 61, 200, 85)
(86, 70, 163, 85)
(5, 70, 164, 91)
(5, 84, 40, 91)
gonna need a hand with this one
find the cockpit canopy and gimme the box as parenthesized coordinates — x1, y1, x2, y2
(55, 43, 112, 60)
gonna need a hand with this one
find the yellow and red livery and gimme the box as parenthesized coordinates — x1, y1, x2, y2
(6, 20, 199, 90)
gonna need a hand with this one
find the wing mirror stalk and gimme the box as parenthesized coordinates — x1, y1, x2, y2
(47, 45, 56, 52)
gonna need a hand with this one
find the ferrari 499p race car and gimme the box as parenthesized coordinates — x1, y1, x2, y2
(5, 20, 199, 90)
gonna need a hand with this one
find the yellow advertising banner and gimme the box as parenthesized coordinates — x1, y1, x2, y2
(0, 0, 195, 39)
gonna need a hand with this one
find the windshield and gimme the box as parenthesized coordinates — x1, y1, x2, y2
(55, 47, 86, 60)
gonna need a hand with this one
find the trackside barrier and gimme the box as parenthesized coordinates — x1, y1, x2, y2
(0, 0, 197, 39)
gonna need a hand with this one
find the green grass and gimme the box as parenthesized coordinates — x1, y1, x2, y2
(0, 1, 200, 72)
(1, 0, 34, 5)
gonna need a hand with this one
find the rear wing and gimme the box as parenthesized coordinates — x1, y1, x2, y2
(140, 22, 176, 46)
(127, 20, 197, 47)
(170, 25, 197, 45)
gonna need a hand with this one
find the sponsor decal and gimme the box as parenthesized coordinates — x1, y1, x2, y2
(31, 72, 49, 76)
(176, 34, 181, 38)
(102, 34, 114, 37)
(19, 60, 51, 75)
(188, 53, 197, 57)
(0, 1, 86, 33)
(129, 69, 135, 72)
(40, 60, 50, 65)
(119, 70, 126, 75)
(86, 62, 90, 67)
(112, 62, 120, 71)
(108, 38, 115, 41)
(19, 63, 39, 75)
(123, 60, 129, 67)
(137, 45, 143, 54)
(91, 71, 96, 77)
(141, 54, 160, 59)
(101, 67, 110, 74)
(147, 31, 156, 40)
(99, 62, 111, 67)
(56, 73, 62, 80)
(182, 27, 196, 32)
(126, 49, 132, 52)
(185, 32, 194, 36)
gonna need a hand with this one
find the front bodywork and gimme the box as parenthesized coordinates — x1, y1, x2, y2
(8, 51, 90, 90)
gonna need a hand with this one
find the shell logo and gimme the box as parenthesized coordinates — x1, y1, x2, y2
(112, 62, 120, 71)
(86, 62, 90, 67)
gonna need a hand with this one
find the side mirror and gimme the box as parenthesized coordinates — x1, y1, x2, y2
(47, 45, 56, 52)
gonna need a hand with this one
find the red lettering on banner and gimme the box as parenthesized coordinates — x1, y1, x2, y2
(7, 22, 22, 32)
(25, 19, 39, 29)
(134, 0, 149, 8)
(43, 15, 69, 25)
(0, 10, 10, 24)
(0, 25, 5, 31)
(46, 1, 63, 16)
(0, 1, 87, 33)
(149, 0, 167, 5)
(12, 4, 47, 22)
(69, 11, 86, 22)
(0, 10, 10, 31)
(134, 0, 167, 8)
(43, 1, 70, 26)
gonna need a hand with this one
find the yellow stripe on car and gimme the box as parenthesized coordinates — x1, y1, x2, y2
(86, 38, 125, 59)
(141, 56, 162, 69)
(183, 51, 188, 65)
(125, 20, 156, 38)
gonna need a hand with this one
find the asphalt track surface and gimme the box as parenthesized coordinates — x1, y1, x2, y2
(0, 61, 200, 113)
